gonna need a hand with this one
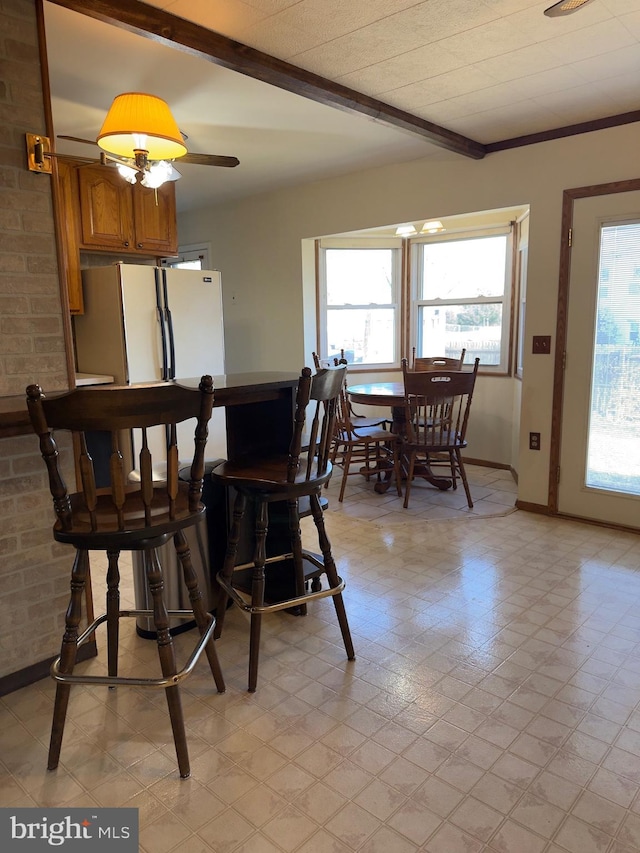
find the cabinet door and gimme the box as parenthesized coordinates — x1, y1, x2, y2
(78, 165, 134, 250)
(132, 181, 178, 255)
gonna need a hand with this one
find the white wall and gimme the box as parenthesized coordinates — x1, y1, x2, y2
(178, 123, 640, 509)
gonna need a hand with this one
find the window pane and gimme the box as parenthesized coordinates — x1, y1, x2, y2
(326, 249, 394, 305)
(421, 236, 507, 300)
(169, 260, 202, 269)
(419, 304, 503, 365)
(327, 308, 395, 364)
(586, 222, 640, 496)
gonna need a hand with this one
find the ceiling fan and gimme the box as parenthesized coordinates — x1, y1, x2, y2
(57, 135, 239, 169)
(544, 0, 595, 17)
(57, 92, 239, 188)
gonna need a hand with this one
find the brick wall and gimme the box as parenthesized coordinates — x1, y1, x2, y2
(0, 0, 74, 685)
(0, 0, 68, 396)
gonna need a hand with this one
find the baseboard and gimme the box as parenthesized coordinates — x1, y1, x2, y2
(464, 457, 512, 472)
(555, 511, 640, 535)
(0, 640, 97, 698)
(515, 500, 551, 515)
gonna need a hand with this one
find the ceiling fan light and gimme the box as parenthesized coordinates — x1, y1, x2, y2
(395, 223, 417, 236)
(141, 160, 181, 188)
(116, 162, 138, 184)
(421, 220, 445, 234)
(97, 92, 187, 161)
(544, 0, 595, 17)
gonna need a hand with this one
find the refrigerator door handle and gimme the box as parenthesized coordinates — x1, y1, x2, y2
(162, 268, 176, 380)
(155, 269, 169, 381)
(165, 306, 176, 380)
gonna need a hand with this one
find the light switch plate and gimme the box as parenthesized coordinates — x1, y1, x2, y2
(532, 335, 551, 354)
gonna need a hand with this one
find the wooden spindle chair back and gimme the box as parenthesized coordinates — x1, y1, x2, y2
(400, 358, 479, 508)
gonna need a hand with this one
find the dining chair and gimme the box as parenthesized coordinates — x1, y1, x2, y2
(331, 349, 389, 430)
(410, 347, 466, 371)
(211, 365, 355, 692)
(400, 358, 480, 509)
(332, 380, 402, 502)
(26, 376, 225, 779)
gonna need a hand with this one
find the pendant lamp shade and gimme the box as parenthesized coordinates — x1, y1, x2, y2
(97, 93, 187, 160)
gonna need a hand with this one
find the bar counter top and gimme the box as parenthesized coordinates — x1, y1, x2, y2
(0, 371, 300, 438)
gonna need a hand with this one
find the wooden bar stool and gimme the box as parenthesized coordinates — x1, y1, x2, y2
(211, 366, 355, 692)
(26, 376, 225, 779)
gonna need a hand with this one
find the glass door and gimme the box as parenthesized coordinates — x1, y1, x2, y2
(558, 191, 640, 527)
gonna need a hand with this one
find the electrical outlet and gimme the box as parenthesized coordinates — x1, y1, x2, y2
(529, 432, 541, 450)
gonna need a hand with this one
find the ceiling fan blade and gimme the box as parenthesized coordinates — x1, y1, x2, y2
(58, 136, 239, 167)
(181, 152, 239, 168)
(544, 0, 595, 16)
(57, 134, 97, 146)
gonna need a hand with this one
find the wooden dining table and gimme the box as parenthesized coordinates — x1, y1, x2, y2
(347, 381, 453, 493)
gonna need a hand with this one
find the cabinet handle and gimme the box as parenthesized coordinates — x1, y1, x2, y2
(123, 241, 129, 247)
(137, 243, 143, 249)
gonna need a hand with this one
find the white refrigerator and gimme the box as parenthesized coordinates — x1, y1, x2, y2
(74, 263, 227, 469)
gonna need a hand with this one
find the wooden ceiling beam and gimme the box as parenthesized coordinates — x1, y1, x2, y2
(485, 109, 640, 153)
(46, 0, 487, 161)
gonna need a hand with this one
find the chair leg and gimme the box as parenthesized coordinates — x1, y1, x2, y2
(455, 448, 474, 508)
(105, 549, 120, 680)
(403, 452, 416, 509)
(449, 451, 458, 490)
(144, 547, 190, 778)
(392, 439, 403, 497)
(173, 530, 225, 694)
(248, 498, 269, 693)
(338, 446, 354, 502)
(48, 548, 90, 771)
(287, 498, 307, 616)
(214, 490, 246, 640)
(309, 493, 355, 661)
(363, 441, 372, 480)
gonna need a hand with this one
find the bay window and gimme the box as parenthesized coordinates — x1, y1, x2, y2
(316, 222, 517, 373)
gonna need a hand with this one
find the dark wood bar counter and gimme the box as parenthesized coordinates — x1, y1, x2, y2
(0, 371, 299, 441)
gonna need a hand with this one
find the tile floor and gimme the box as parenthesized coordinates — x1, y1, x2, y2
(3, 465, 640, 853)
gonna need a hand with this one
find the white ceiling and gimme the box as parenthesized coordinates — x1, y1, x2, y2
(44, 0, 640, 213)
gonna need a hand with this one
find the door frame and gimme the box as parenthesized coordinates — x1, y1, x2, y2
(549, 176, 640, 514)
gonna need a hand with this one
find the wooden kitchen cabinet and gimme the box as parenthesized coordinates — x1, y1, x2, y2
(77, 165, 178, 255)
(132, 178, 178, 254)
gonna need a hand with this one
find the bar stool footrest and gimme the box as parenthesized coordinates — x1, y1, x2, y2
(217, 551, 346, 616)
(50, 610, 216, 688)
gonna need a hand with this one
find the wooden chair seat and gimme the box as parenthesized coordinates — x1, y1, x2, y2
(212, 453, 332, 494)
(26, 376, 225, 779)
(53, 484, 199, 546)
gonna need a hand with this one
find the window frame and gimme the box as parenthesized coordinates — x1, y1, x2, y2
(409, 225, 515, 374)
(515, 214, 529, 379)
(317, 237, 403, 369)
